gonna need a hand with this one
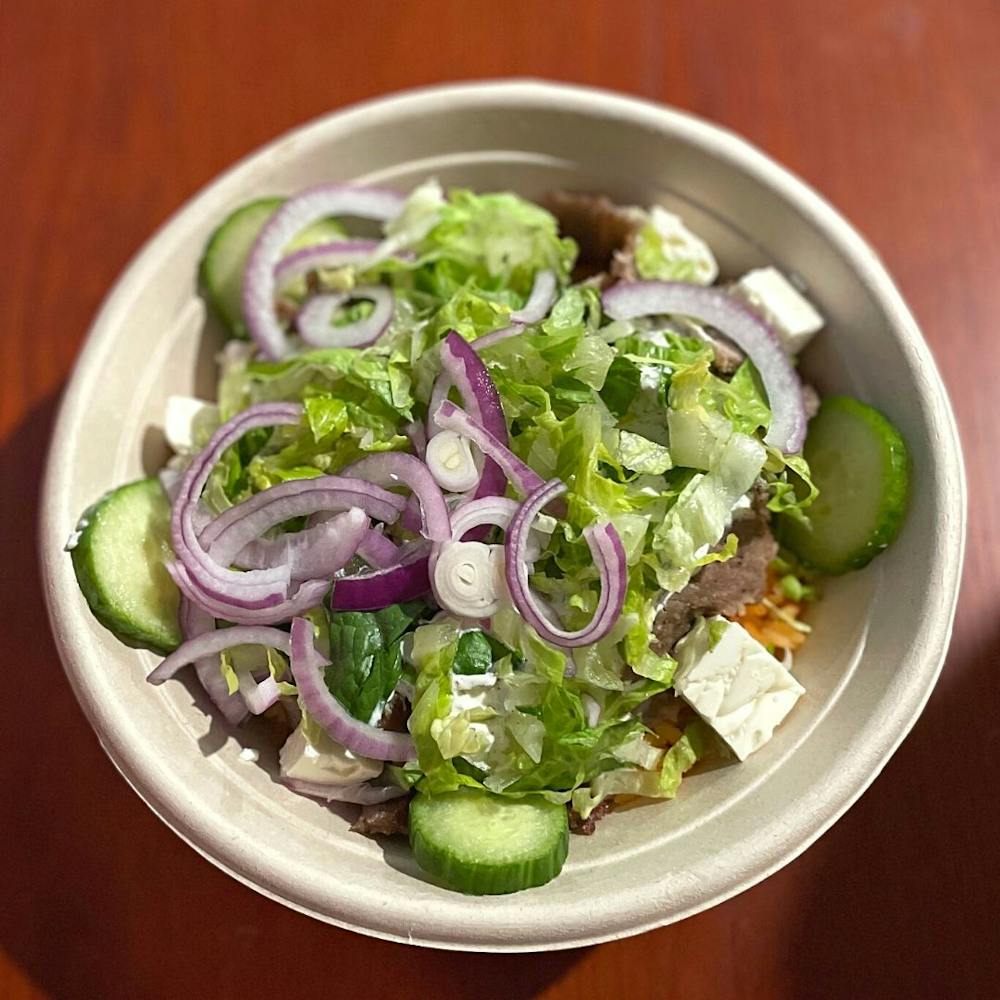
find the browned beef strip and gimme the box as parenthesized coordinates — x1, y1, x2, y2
(351, 795, 411, 837)
(379, 693, 410, 733)
(542, 191, 645, 274)
(569, 797, 616, 836)
(652, 490, 778, 653)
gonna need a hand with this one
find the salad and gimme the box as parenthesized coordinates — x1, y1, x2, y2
(68, 180, 910, 895)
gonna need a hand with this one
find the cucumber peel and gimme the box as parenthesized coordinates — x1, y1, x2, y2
(199, 198, 346, 338)
(409, 788, 569, 895)
(781, 395, 909, 574)
(69, 478, 182, 654)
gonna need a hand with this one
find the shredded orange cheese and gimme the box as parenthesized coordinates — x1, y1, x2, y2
(735, 569, 809, 651)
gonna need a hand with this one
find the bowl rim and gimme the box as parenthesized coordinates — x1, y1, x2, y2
(40, 78, 966, 951)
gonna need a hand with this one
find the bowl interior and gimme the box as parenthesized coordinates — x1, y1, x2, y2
(42, 82, 963, 951)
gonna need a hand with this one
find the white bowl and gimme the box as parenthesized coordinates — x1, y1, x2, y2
(40, 80, 965, 951)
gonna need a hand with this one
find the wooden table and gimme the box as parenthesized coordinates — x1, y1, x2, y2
(2, 1, 997, 997)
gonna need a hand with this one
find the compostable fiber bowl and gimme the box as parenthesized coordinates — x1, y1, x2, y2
(40, 80, 965, 951)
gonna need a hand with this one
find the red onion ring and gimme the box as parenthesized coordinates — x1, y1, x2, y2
(198, 475, 404, 554)
(601, 281, 806, 453)
(289, 617, 415, 762)
(171, 404, 303, 609)
(178, 598, 248, 726)
(239, 672, 283, 715)
(510, 269, 557, 323)
(504, 479, 627, 648)
(242, 185, 405, 359)
(274, 238, 380, 288)
(279, 776, 408, 805)
(232, 508, 369, 580)
(432, 400, 545, 498)
(341, 452, 450, 542)
(148, 623, 292, 685)
(330, 544, 431, 611)
(356, 529, 402, 569)
(471, 323, 526, 351)
(168, 563, 330, 625)
(296, 284, 395, 349)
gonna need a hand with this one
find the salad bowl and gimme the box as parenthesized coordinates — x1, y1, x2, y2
(40, 80, 964, 950)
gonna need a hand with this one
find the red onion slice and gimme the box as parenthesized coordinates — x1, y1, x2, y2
(169, 563, 330, 625)
(330, 545, 431, 611)
(239, 673, 283, 715)
(274, 238, 380, 288)
(297, 284, 395, 349)
(178, 598, 248, 726)
(280, 776, 407, 805)
(198, 475, 404, 554)
(510, 269, 557, 324)
(504, 479, 627, 648)
(341, 452, 450, 542)
(242, 185, 405, 359)
(471, 323, 526, 351)
(232, 508, 368, 580)
(448, 496, 521, 540)
(356, 528, 402, 569)
(171, 404, 303, 608)
(290, 617, 415, 762)
(432, 400, 545, 497)
(148, 623, 292, 684)
(601, 281, 806, 453)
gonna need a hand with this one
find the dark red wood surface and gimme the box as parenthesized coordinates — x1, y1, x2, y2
(2, 2, 997, 997)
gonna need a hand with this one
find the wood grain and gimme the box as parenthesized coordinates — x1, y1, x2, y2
(2, 1, 997, 997)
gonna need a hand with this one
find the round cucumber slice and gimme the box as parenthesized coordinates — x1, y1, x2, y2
(69, 478, 182, 654)
(409, 788, 569, 895)
(198, 198, 346, 338)
(781, 395, 910, 574)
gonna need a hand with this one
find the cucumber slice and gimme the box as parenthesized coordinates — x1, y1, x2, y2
(409, 788, 569, 895)
(781, 395, 909, 574)
(69, 478, 182, 654)
(198, 198, 347, 338)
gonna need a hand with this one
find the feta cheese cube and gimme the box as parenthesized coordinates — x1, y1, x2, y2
(164, 395, 218, 454)
(673, 616, 805, 761)
(733, 266, 824, 355)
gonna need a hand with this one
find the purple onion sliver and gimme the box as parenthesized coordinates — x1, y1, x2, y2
(242, 184, 405, 360)
(289, 618, 415, 762)
(356, 529, 402, 569)
(601, 280, 806, 453)
(504, 479, 627, 648)
(148, 622, 292, 685)
(297, 284, 395, 349)
(274, 238, 380, 288)
(232, 507, 368, 580)
(341, 452, 451, 542)
(510, 269, 557, 324)
(178, 598, 248, 726)
(432, 400, 544, 498)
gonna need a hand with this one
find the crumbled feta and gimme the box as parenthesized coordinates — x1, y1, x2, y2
(279, 723, 382, 784)
(673, 616, 805, 761)
(733, 267, 824, 355)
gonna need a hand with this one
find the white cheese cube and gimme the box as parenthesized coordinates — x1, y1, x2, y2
(164, 395, 218, 454)
(733, 266, 824, 355)
(279, 723, 382, 784)
(673, 616, 804, 761)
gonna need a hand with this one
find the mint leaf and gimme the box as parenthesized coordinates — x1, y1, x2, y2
(452, 630, 493, 675)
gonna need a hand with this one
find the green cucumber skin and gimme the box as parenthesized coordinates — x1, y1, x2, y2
(409, 789, 569, 895)
(782, 395, 910, 575)
(198, 198, 347, 339)
(198, 197, 284, 339)
(70, 479, 182, 655)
